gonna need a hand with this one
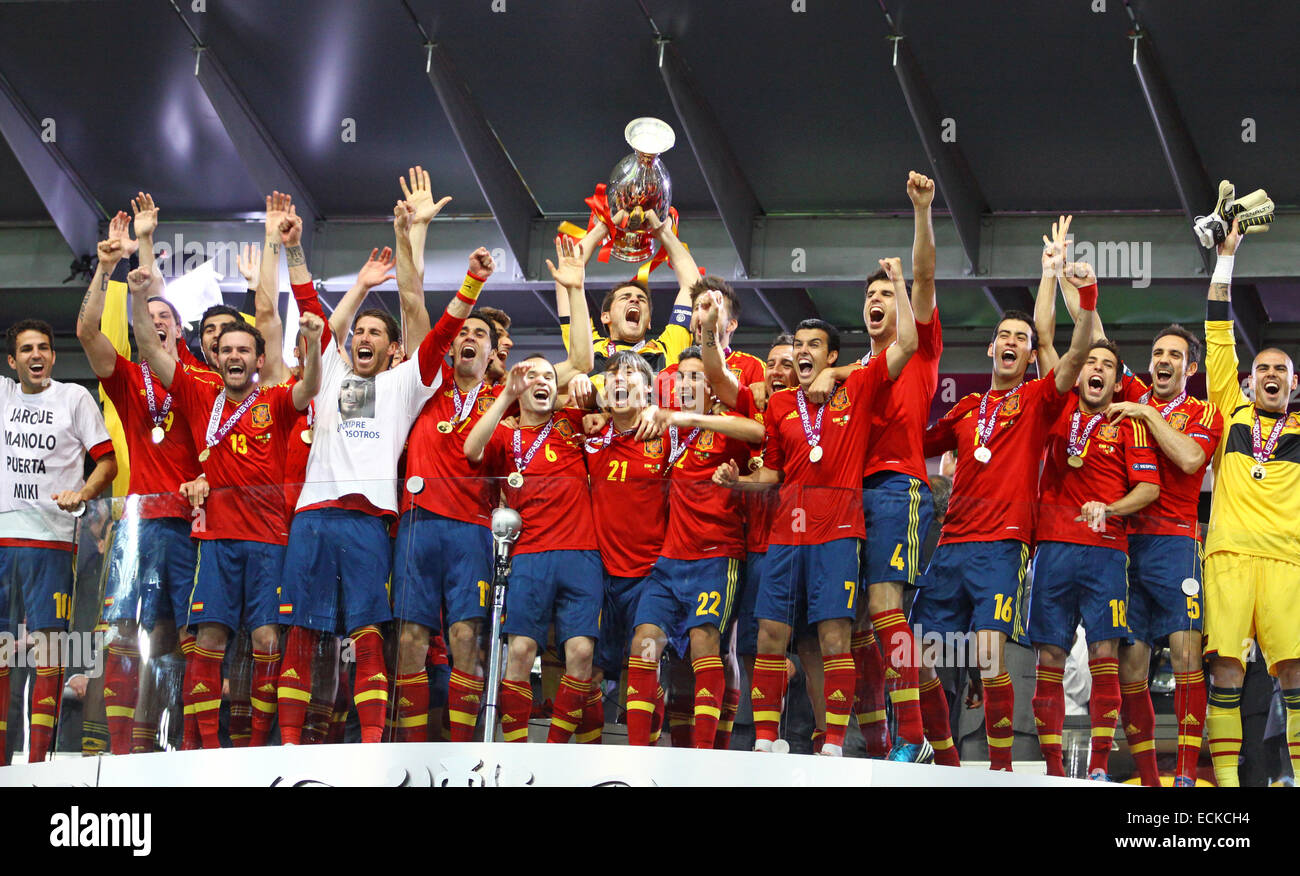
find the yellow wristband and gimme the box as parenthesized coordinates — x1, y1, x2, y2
(457, 272, 486, 306)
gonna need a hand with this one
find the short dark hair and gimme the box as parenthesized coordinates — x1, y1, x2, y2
(6, 319, 54, 357)
(352, 308, 401, 347)
(200, 304, 241, 336)
(677, 345, 704, 366)
(475, 305, 512, 332)
(465, 309, 500, 352)
(216, 320, 265, 358)
(1087, 338, 1124, 375)
(689, 276, 741, 323)
(863, 267, 890, 294)
(1152, 323, 1202, 366)
(993, 309, 1038, 353)
(600, 280, 652, 318)
(146, 296, 183, 331)
(605, 350, 655, 388)
(795, 318, 840, 356)
(771, 332, 795, 348)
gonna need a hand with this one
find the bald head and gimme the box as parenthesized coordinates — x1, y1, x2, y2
(1250, 347, 1297, 414)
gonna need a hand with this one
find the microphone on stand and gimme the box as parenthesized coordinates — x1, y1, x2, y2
(482, 507, 523, 739)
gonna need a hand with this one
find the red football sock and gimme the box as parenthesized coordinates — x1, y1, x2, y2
(667, 683, 695, 748)
(650, 685, 666, 744)
(1032, 665, 1066, 776)
(446, 669, 485, 742)
(351, 628, 389, 743)
(131, 721, 159, 754)
(179, 636, 200, 750)
(691, 656, 725, 749)
(548, 675, 591, 744)
(249, 647, 281, 747)
(625, 657, 658, 746)
(394, 670, 430, 742)
(1121, 679, 1159, 786)
(1174, 670, 1207, 780)
(715, 683, 741, 750)
(499, 679, 533, 742)
(852, 630, 891, 757)
(301, 701, 332, 745)
(188, 645, 225, 749)
(872, 610, 923, 744)
(577, 683, 604, 744)
(0, 666, 9, 766)
(919, 675, 960, 766)
(811, 729, 826, 753)
(1088, 657, 1121, 776)
(822, 652, 855, 749)
(276, 627, 315, 745)
(751, 654, 789, 744)
(27, 666, 63, 763)
(103, 641, 140, 755)
(984, 672, 1015, 771)
(327, 667, 351, 744)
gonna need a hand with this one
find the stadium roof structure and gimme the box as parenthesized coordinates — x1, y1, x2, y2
(2, 0, 1297, 378)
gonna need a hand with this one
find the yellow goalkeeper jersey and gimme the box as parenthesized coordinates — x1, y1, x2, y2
(1204, 319, 1300, 562)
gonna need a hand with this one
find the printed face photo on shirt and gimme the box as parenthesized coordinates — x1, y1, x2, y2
(339, 375, 376, 421)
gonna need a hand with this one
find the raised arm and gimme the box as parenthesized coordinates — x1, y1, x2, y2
(647, 210, 702, 308)
(291, 313, 324, 410)
(699, 292, 740, 408)
(127, 266, 176, 388)
(331, 246, 397, 343)
(400, 166, 453, 344)
(1053, 260, 1098, 395)
(465, 362, 526, 464)
(906, 171, 937, 323)
(76, 238, 126, 378)
(554, 218, 612, 319)
(1205, 219, 1247, 412)
(880, 257, 917, 379)
(548, 236, 594, 388)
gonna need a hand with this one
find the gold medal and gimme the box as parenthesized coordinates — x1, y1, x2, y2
(1251, 463, 1266, 481)
(747, 456, 765, 472)
(151, 425, 165, 444)
(507, 472, 524, 489)
(437, 420, 454, 434)
(198, 448, 211, 463)
(301, 428, 313, 444)
(1067, 454, 1084, 469)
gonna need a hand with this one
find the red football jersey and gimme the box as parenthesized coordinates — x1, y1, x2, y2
(584, 425, 669, 577)
(284, 403, 312, 515)
(482, 408, 597, 555)
(745, 396, 777, 553)
(1036, 395, 1160, 551)
(99, 354, 202, 519)
(924, 372, 1074, 546)
(660, 394, 760, 562)
(169, 367, 300, 544)
(1115, 378, 1223, 538)
(402, 375, 503, 527)
(763, 356, 891, 546)
(863, 311, 942, 481)
(658, 348, 766, 409)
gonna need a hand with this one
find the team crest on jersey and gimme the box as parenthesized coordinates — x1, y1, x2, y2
(1288, 413, 1300, 430)
(1097, 422, 1121, 442)
(697, 430, 717, 452)
(553, 417, 575, 440)
(251, 403, 272, 429)
(829, 387, 850, 412)
(644, 438, 664, 457)
(1169, 411, 1189, 432)
(1002, 395, 1022, 417)
(730, 366, 743, 380)
(476, 396, 494, 414)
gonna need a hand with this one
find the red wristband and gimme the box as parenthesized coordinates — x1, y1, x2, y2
(456, 290, 477, 307)
(1076, 282, 1098, 312)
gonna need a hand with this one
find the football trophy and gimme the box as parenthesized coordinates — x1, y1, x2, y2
(605, 117, 676, 262)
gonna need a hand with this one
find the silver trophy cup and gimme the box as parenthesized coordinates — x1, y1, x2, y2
(606, 118, 675, 263)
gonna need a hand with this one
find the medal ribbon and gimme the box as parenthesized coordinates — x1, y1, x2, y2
(1251, 409, 1287, 466)
(203, 388, 261, 450)
(140, 362, 173, 428)
(512, 420, 554, 474)
(1067, 410, 1104, 458)
(1138, 388, 1187, 420)
(666, 424, 701, 469)
(975, 382, 1023, 449)
(794, 387, 828, 450)
(452, 381, 484, 425)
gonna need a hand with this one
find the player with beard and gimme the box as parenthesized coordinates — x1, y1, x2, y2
(276, 171, 473, 745)
(1038, 282, 1223, 786)
(1200, 220, 1300, 786)
(1028, 335, 1160, 780)
(715, 257, 917, 757)
(558, 209, 696, 379)
(620, 346, 763, 748)
(802, 171, 941, 760)
(130, 205, 323, 748)
(76, 231, 204, 756)
(914, 220, 1096, 770)
(476, 306, 514, 386)
(0, 320, 116, 764)
(393, 236, 593, 742)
